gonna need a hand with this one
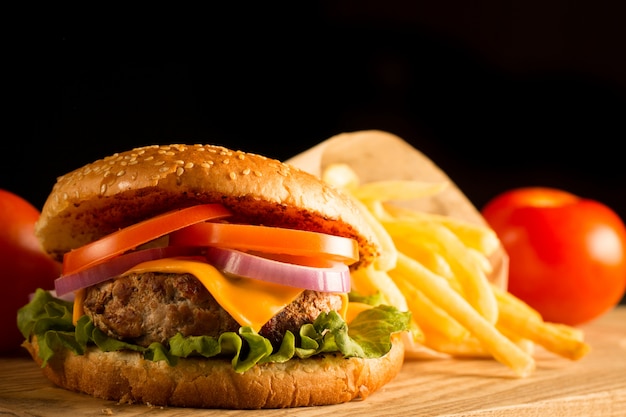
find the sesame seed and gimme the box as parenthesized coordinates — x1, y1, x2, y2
(242, 168, 250, 175)
(159, 166, 169, 173)
(100, 184, 107, 195)
(154, 161, 165, 166)
(176, 167, 184, 176)
(174, 160, 184, 165)
(116, 170, 125, 177)
(254, 171, 263, 177)
(201, 162, 213, 169)
(229, 171, 237, 180)
(222, 159, 230, 164)
(185, 162, 194, 169)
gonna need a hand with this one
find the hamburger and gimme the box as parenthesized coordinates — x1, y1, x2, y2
(17, 144, 410, 409)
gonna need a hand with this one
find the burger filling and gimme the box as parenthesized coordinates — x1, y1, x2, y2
(82, 272, 343, 349)
(19, 287, 411, 373)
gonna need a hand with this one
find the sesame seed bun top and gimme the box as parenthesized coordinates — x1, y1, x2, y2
(35, 144, 380, 268)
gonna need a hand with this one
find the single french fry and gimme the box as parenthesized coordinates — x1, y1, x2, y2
(390, 269, 470, 343)
(498, 312, 590, 360)
(492, 285, 542, 321)
(384, 220, 499, 324)
(543, 322, 585, 342)
(384, 203, 500, 256)
(493, 287, 590, 360)
(394, 252, 535, 377)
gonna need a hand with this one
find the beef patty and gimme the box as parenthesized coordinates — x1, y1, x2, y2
(82, 272, 344, 348)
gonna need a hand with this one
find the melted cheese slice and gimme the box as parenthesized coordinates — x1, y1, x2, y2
(124, 258, 306, 332)
(344, 301, 373, 325)
(72, 288, 86, 325)
(73, 258, 350, 332)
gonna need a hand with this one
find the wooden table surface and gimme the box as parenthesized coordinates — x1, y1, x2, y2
(1, 306, 624, 416)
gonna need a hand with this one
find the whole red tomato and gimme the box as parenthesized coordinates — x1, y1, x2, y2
(481, 187, 626, 326)
(0, 189, 61, 354)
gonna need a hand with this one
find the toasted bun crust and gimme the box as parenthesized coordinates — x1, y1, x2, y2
(23, 335, 404, 409)
(35, 144, 379, 267)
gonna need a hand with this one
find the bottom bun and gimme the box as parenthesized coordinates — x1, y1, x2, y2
(23, 335, 404, 409)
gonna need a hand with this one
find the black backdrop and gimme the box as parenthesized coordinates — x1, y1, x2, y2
(5, 4, 625, 301)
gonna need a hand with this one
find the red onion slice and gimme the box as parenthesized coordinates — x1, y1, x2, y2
(204, 246, 351, 293)
(54, 246, 206, 296)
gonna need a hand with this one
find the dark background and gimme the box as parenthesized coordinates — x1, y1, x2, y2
(5, 3, 625, 303)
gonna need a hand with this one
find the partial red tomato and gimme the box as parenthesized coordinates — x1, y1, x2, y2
(0, 189, 61, 354)
(481, 187, 626, 326)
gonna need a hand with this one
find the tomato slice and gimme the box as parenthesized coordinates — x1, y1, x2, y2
(169, 222, 359, 265)
(62, 204, 232, 274)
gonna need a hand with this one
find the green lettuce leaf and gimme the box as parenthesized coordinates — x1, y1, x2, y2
(17, 288, 411, 373)
(348, 290, 385, 306)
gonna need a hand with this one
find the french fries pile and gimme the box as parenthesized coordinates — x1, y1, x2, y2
(322, 164, 590, 377)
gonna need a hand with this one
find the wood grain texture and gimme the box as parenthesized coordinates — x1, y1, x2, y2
(1, 306, 624, 416)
